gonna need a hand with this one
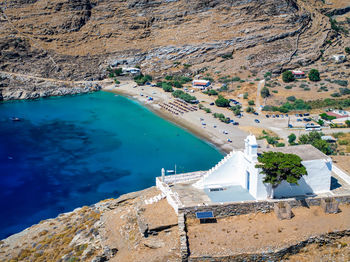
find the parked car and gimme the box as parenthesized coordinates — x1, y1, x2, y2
(233, 122, 239, 125)
(272, 115, 275, 118)
(303, 113, 310, 116)
(276, 115, 279, 118)
(285, 114, 289, 117)
(297, 118, 302, 122)
(254, 119, 260, 123)
(253, 112, 259, 116)
(303, 118, 311, 122)
(295, 114, 299, 117)
(299, 114, 303, 117)
(288, 124, 293, 128)
(265, 115, 270, 118)
(210, 102, 215, 106)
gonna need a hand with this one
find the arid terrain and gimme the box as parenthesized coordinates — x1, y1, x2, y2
(1, 0, 350, 261)
(0, 0, 349, 101)
(1, 187, 349, 262)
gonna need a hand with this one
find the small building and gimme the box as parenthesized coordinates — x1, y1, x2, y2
(332, 116, 350, 126)
(321, 136, 337, 143)
(327, 110, 350, 119)
(193, 135, 332, 200)
(292, 70, 306, 79)
(122, 67, 141, 76)
(192, 80, 211, 89)
(332, 54, 347, 64)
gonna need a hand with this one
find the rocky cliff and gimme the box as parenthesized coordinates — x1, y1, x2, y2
(0, 0, 348, 100)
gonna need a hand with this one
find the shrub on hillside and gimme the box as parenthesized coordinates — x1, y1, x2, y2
(282, 71, 295, 83)
(287, 96, 296, 102)
(308, 69, 320, 82)
(261, 87, 270, 98)
(346, 47, 350, 55)
(162, 82, 173, 92)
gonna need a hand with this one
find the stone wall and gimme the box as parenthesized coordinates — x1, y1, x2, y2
(188, 230, 350, 262)
(180, 195, 350, 219)
(178, 213, 189, 262)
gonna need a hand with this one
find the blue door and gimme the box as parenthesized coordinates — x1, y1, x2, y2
(246, 171, 250, 190)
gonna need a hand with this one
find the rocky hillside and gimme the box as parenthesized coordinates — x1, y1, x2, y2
(0, 0, 349, 100)
(1, 187, 350, 262)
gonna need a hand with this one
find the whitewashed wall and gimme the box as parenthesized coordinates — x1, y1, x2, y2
(273, 159, 332, 198)
(200, 152, 247, 188)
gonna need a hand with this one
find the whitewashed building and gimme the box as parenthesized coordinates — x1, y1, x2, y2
(193, 135, 332, 199)
(332, 54, 347, 64)
(122, 67, 141, 75)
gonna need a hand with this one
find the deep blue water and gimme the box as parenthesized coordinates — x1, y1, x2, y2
(0, 91, 222, 239)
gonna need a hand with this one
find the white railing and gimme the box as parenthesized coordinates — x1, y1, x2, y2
(156, 177, 183, 214)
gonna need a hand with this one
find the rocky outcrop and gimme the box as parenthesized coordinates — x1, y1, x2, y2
(0, 72, 102, 101)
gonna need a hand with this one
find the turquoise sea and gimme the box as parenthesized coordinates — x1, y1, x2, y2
(0, 91, 222, 239)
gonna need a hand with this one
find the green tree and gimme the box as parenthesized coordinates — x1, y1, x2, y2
(345, 120, 350, 127)
(317, 119, 324, 126)
(204, 89, 218, 96)
(255, 152, 307, 198)
(246, 106, 254, 113)
(282, 70, 295, 83)
(248, 100, 255, 106)
(298, 131, 332, 155)
(264, 72, 272, 79)
(287, 96, 296, 102)
(243, 92, 248, 99)
(231, 105, 242, 116)
(114, 68, 123, 76)
(162, 82, 173, 92)
(215, 95, 230, 107)
(172, 81, 182, 88)
(308, 69, 320, 82)
(260, 87, 270, 98)
(312, 139, 332, 155)
(346, 47, 350, 55)
(288, 133, 296, 144)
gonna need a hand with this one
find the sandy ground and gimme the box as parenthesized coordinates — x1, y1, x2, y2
(332, 156, 350, 174)
(100, 187, 181, 262)
(186, 204, 350, 258)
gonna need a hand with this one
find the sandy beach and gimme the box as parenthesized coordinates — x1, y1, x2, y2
(103, 80, 250, 153)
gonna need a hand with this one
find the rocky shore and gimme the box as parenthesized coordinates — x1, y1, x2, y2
(0, 72, 102, 101)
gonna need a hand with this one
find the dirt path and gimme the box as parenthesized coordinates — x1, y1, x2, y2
(255, 79, 265, 112)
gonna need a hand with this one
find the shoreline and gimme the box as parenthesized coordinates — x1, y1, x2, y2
(110, 89, 228, 154)
(103, 81, 250, 154)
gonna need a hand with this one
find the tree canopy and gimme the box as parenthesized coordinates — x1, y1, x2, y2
(298, 131, 333, 155)
(255, 152, 307, 188)
(308, 69, 320, 82)
(215, 95, 230, 107)
(288, 133, 296, 144)
(282, 70, 295, 83)
(260, 86, 270, 98)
